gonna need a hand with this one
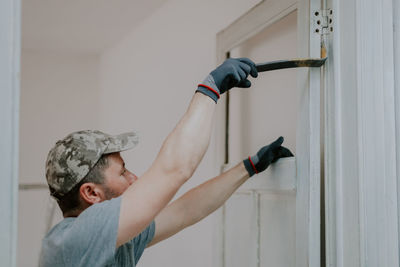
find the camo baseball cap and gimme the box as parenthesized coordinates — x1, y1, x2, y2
(45, 130, 139, 197)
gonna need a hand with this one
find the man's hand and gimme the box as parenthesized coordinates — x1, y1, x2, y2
(243, 136, 293, 177)
(196, 58, 258, 103)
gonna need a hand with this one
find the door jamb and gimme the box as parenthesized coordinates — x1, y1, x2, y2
(0, 0, 21, 266)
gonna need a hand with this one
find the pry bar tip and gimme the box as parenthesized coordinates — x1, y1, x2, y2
(255, 57, 327, 73)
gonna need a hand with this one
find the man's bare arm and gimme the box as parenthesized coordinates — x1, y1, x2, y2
(116, 93, 215, 247)
(147, 162, 249, 247)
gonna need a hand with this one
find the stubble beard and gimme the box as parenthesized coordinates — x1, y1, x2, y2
(102, 185, 120, 200)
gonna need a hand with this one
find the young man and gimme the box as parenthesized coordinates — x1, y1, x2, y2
(39, 58, 293, 266)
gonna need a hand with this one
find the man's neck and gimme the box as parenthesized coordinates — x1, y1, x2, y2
(63, 209, 82, 218)
(63, 201, 92, 218)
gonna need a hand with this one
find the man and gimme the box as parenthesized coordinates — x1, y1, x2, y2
(39, 58, 293, 266)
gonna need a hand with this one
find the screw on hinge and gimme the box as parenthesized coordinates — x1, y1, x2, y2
(314, 9, 333, 34)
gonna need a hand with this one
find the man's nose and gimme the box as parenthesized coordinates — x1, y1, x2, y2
(126, 171, 136, 185)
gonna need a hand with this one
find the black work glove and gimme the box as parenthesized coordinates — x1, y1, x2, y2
(243, 136, 294, 177)
(196, 58, 258, 103)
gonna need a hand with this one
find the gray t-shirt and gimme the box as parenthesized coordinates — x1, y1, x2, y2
(39, 196, 155, 267)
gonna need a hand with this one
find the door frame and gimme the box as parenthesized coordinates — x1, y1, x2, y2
(323, 0, 400, 266)
(0, 0, 21, 266)
(214, 0, 322, 266)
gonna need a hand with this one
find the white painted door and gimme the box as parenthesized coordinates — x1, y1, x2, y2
(214, 0, 321, 266)
(223, 11, 298, 267)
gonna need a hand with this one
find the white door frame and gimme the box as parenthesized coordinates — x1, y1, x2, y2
(0, 0, 21, 266)
(324, 0, 400, 266)
(394, 1, 400, 260)
(214, 0, 322, 266)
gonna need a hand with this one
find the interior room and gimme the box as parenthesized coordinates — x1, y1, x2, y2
(18, 1, 272, 266)
(3, 0, 399, 266)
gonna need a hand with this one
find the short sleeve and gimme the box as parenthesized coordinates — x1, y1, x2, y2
(62, 196, 121, 266)
(132, 220, 156, 264)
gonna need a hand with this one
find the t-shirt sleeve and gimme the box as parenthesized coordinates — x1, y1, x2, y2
(62, 196, 121, 266)
(132, 220, 156, 264)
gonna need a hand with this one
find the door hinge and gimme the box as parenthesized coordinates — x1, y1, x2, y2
(313, 9, 333, 35)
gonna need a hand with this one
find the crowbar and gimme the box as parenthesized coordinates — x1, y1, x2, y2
(255, 57, 327, 72)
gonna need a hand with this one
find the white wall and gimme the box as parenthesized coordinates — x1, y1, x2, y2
(19, 51, 101, 182)
(18, 51, 101, 266)
(19, 1, 263, 266)
(98, 0, 261, 266)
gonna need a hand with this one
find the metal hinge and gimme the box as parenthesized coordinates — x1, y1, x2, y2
(313, 9, 333, 35)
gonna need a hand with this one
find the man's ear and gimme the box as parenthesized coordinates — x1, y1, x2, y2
(79, 183, 104, 205)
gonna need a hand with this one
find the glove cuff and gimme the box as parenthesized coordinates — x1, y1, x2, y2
(195, 75, 220, 103)
(243, 156, 259, 177)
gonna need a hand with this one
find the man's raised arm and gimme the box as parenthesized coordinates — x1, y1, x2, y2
(116, 58, 258, 247)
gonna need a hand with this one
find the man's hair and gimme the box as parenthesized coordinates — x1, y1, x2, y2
(49, 154, 110, 214)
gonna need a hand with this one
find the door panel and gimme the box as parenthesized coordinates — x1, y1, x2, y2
(224, 193, 256, 267)
(220, 11, 298, 267)
(259, 192, 296, 266)
(229, 11, 298, 159)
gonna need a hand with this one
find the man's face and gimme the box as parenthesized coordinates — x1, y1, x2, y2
(101, 152, 138, 199)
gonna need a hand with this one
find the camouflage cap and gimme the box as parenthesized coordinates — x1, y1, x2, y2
(45, 130, 139, 197)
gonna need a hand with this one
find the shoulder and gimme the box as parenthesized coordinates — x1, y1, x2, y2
(75, 196, 121, 224)
(42, 217, 75, 247)
(41, 197, 122, 266)
(40, 218, 74, 266)
(64, 197, 122, 244)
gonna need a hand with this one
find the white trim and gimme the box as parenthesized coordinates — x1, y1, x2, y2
(324, 0, 361, 266)
(325, 0, 400, 266)
(322, 0, 340, 266)
(323, 0, 342, 266)
(19, 183, 48, 190)
(295, 0, 322, 266)
(393, 0, 400, 259)
(0, 0, 21, 266)
(252, 190, 260, 267)
(356, 0, 398, 265)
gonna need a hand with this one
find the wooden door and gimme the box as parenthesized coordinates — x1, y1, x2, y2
(224, 11, 297, 267)
(214, 0, 322, 266)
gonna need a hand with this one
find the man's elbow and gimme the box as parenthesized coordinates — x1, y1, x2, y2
(167, 164, 194, 184)
(156, 148, 198, 183)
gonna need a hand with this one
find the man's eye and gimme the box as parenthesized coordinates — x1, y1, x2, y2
(121, 169, 126, 175)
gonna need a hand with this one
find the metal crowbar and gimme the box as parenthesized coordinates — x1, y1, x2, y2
(255, 57, 327, 72)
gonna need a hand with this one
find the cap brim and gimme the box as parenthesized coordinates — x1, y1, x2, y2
(103, 131, 139, 154)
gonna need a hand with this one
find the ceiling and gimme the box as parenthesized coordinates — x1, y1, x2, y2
(22, 0, 167, 54)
